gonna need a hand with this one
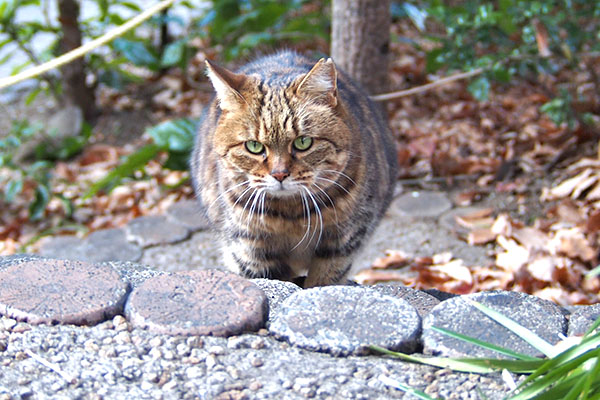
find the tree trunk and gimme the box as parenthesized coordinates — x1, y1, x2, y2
(58, 0, 98, 121)
(331, 0, 391, 96)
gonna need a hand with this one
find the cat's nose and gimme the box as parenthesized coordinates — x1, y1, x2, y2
(271, 169, 289, 182)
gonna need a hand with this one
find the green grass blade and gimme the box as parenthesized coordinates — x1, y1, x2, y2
(465, 300, 556, 357)
(584, 316, 600, 337)
(580, 355, 600, 399)
(370, 346, 543, 374)
(378, 375, 440, 400)
(512, 349, 600, 400)
(431, 326, 538, 361)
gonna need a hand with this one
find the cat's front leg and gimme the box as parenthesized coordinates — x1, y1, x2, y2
(304, 255, 353, 288)
(222, 239, 294, 281)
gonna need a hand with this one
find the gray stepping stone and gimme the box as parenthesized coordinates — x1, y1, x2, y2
(370, 283, 440, 318)
(80, 228, 143, 262)
(125, 269, 267, 336)
(38, 235, 87, 260)
(165, 200, 211, 232)
(423, 291, 568, 358)
(251, 279, 302, 324)
(269, 286, 421, 356)
(390, 191, 452, 218)
(0, 258, 129, 325)
(568, 304, 600, 336)
(125, 215, 190, 247)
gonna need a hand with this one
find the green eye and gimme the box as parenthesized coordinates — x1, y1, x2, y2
(293, 136, 313, 151)
(245, 140, 264, 154)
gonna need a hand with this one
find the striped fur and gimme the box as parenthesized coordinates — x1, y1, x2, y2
(191, 51, 397, 287)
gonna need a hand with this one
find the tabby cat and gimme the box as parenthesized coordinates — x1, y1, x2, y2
(191, 51, 397, 287)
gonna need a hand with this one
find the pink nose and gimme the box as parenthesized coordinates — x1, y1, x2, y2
(271, 170, 289, 182)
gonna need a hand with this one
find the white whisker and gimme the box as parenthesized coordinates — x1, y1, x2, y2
(303, 187, 323, 247)
(208, 179, 251, 209)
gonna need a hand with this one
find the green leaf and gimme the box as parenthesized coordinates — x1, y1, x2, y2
(586, 265, 600, 278)
(112, 38, 159, 68)
(147, 118, 196, 152)
(29, 184, 50, 220)
(160, 39, 187, 67)
(4, 179, 23, 202)
(84, 144, 160, 199)
(467, 76, 490, 101)
(24, 86, 43, 105)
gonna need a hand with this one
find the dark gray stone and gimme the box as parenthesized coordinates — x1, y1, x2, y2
(125, 269, 268, 336)
(568, 304, 600, 336)
(423, 290, 568, 358)
(269, 286, 421, 356)
(165, 200, 211, 232)
(250, 279, 302, 323)
(390, 191, 452, 218)
(125, 215, 190, 247)
(37, 235, 87, 261)
(0, 258, 129, 325)
(81, 228, 143, 262)
(370, 283, 440, 318)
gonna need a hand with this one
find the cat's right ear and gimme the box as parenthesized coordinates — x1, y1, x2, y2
(205, 60, 248, 111)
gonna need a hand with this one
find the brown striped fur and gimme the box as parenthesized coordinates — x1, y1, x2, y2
(191, 51, 397, 287)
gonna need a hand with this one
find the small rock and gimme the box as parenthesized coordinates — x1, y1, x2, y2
(125, 215, 190, 247)
(390, 191, 452, 218)
(269, 286, 421, 356)
(37, 236, 87, 261)
(250, 278, 301, 323)
(0, 258, 129, 325)
(423, 290, 568, 358)
(125, 269, 268, 336)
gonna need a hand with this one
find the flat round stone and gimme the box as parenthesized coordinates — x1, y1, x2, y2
(370, 283, 440, 318)
(125, 215, 190, 247)
(125, 269, 268, 336)
(166, 200, 211, 232)
(250, 279, 301, 324)
(422, 290, 568, 358)
(269, 286, 421, 356)
(0, 259, 129, 325)
(390, 191, 452, 218)
(81, 229, 143, 262)
(38, 235, 87, 261)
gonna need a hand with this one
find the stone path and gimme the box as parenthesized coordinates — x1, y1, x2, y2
(0, 192, 599, 399)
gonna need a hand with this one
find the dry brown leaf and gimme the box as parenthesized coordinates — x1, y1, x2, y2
(526, 256, 555, 282)
(371, 250, 411, 269)
(496, 235, 530, 272)
(353, 269, 407, 285)
(467, 228, 496, 245)
(550, 228, 596, 262)
(543, 168, 594, 200)
(512, 227, 549, 251)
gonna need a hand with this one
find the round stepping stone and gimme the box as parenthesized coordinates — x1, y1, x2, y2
(250, 279, 301, 323)
(81, 228, 143, 262)
(370, 283, 440, 318)
(422, 290, 568, 358)
(125, 269, 267, 336)
(568, 304, 600, 336)
(390, 191, 452, 218)
(166, 200, 211, 232)
(125, 215, 190, 247)
(269, 286, 421, 356)
(38, 235, 87, 261)
(0, 259, 129, 325)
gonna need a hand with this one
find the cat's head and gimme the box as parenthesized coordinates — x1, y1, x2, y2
(205, 57, 353, 198)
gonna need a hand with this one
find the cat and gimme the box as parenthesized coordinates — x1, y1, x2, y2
(191, 51, 397, 287)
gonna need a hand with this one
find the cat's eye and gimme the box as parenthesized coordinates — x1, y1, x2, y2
(293, 136, 313, 151)
(245, 140, 264, 154)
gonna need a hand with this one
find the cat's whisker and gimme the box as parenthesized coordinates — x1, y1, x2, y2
(247, 188, 263, 230)
(304, 187, 324, 247)
(240, 187, 260, 230)
(291, 188, 311, 251)
(315, 176, 351, 196)
(321, 169, 357, 186)
(208, 179, 252, 209)
(312, 182, 338, 225)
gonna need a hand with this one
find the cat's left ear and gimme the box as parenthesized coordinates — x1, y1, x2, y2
(205, 60, 249, 111)
(296, 58, 338, 107)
